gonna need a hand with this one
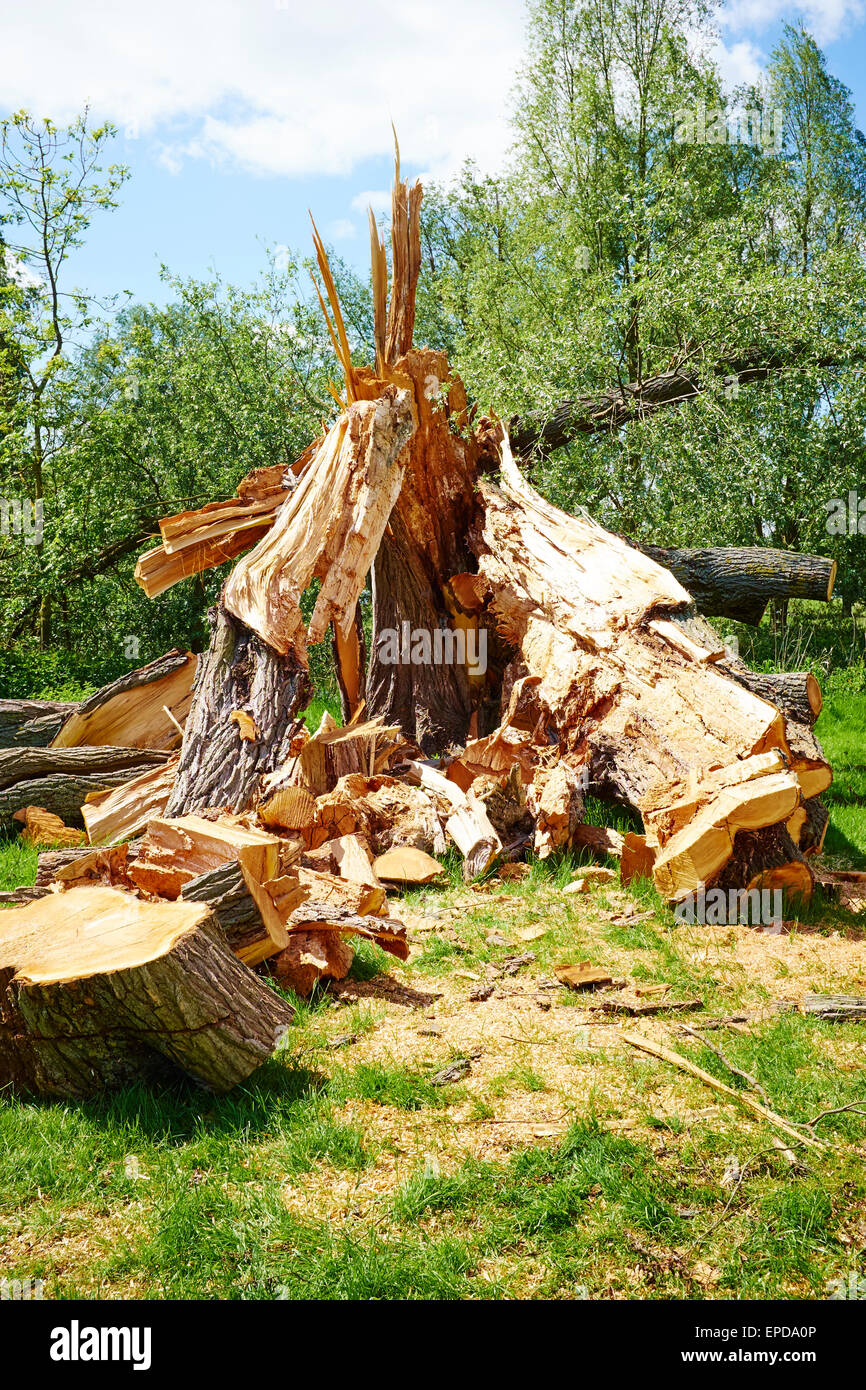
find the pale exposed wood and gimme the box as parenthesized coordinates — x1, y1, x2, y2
(82, 759, 178, 845)
(128, 815, 282, 901)
(404, 760, 501, 878)
(272, 929, 354, 997)
(0, 886, 294, 1096)
(527, 763, 586, 858)
(297, 865, 385, 916)
(647, 619, 726, 664)
(474, 437, 803, 899)
(223, 388, 414, 658)
(373, 846, 444, 884)
(652, 772, 801, 901)
(52, 650, 196, 750)
(12, 806, 86, 848)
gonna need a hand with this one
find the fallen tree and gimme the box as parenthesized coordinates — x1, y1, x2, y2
(0, 160, 837, 1098)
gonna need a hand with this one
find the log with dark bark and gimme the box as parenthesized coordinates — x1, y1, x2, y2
(0, 886, 294, 1097)
(721, 664, 823, 726)
(0, 699, 78, 749)
(180, 859, 275, 963)
(0, 745, 171, 792)
(166, 607, 310, 816)
(0, 766, 168, 830)
(636, 544, 836, 627)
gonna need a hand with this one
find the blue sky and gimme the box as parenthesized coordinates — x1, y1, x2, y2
(2, 1, 865, 311)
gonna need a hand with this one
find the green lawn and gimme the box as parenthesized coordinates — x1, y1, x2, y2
(0, 694, 864, 1301)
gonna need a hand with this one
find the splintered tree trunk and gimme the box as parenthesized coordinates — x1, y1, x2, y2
(170, 388, 414, 814)
(167, 607, 310, 816)
(470, 441, 814, 901)
(365, 349, 480, 753)
(0, 886, 294, 1097)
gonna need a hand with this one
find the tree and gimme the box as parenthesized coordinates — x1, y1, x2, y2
(0, 111, 127, 646)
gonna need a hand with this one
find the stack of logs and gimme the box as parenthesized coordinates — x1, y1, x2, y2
(0, 157, 846, 1100)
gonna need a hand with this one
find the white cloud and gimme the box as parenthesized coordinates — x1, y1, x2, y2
(329, 218, 356, 241)
(721, 0, 865, 44)
(0, 0, 526, 180)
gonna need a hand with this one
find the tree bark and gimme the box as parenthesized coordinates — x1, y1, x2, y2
(636, 544, 836, 626)
(166, 606, 310, 816)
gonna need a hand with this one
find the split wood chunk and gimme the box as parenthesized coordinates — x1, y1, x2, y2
(135, 525, 273, 599)
(620, 832, 656, 885)
(305, 772, 446, 856)
(223, 388, 414, 659)
(272, 929, 354, 998)
(128, 815, 282, 902)
(82, 758, 178, 845)
(13, 806, 85, 848)
(647, 618, 726, 664)
(474, 438, 807, 900)
(652, 772, 801, 901)
(180, 859, 294, 966)
(404, 760, 501, 878)
(555, 963, 615, 990)
(0, 886, 294, 1097)
(52, 843, 135, 892)
(286, 901, 409, 960)
(373, 846, 445, 885)
(51, 649, 196, 751)
(527, 762, 586, 859)
(296, 866, 385, 917)
(722, 665, 823, 727)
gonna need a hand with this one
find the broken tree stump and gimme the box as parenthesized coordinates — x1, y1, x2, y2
(0, 886, 294, 1097)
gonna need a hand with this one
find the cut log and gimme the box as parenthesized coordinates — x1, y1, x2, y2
(404, 759, 501, 878)
(272, 929, 354, 997)
(373, 846, 445, 884)
(296, 866, 385, 917)
(287, 901, 408, 960)
(180, 859, 281, 965)
(636, 543, 836, 627)
(527, 762, 586, 858)
(1, 767, 162, 831)
(37, 844, 138, 885)
(82, 758, 178, 845)
(721, 665, 823, 727)
(51, 649, 196, 750)
(166, 606, 310, 817)
(0, 745, 170, 793)
(128, 815, 282, 902)
(0, 886, 294, 1096)
(0, 699, 78, 749)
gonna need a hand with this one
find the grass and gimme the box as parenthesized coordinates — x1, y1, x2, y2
(0, 693, 864, 1300)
